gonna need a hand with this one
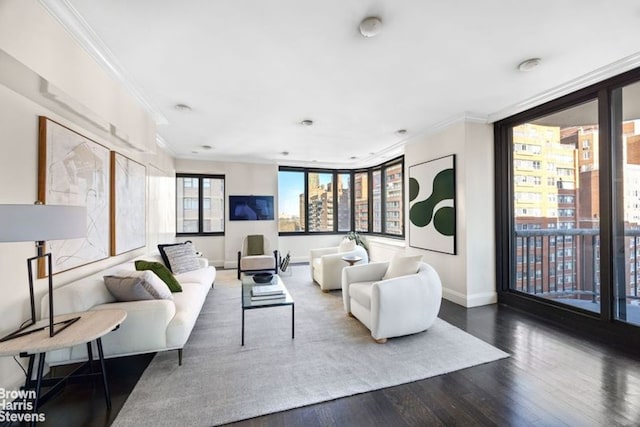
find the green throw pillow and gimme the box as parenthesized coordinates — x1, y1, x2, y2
(135, 260, 182, 292)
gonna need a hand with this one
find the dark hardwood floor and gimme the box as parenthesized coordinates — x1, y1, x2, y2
(13, 300, 640, 426)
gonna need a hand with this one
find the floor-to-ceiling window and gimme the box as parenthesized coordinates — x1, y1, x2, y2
(511, 100, 601, 313)
(613, 80, 640, 326)
(496, 67, 640, 345)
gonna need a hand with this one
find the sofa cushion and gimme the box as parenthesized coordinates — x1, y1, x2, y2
(349, 282, 374, 310)
(383, 254, 423, 280)
(162, 243, 200, 274)
(240, 255, 274, 271)
(135, 260, 183, 292)
(104, 270, 173, 302)
(158, 242, 188, 271)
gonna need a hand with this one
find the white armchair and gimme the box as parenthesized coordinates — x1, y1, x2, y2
(310, 239, 368, 291)
(342, 260, 442, 343)
(237, 235, 278, 279)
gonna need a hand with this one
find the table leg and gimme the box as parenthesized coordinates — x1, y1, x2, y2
(86, 342, 94, 373)
(241, 308, 245, 346)
(23, 354, 35, 387)
(96, 338, 111, 409)
(33, 353, 46, 412)
(292, 304, 295, 340)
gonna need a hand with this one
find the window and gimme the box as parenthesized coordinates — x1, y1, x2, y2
(278, 171, 305, 232)
(337, 173, 351, 232)
(384, 163, 403, 235)
(176, 174, 224, 235)
(354, 172, 369, 232)
(308, 172, 334, 232)
(372, 170, 382, 233)
(278, 157, 404, 237)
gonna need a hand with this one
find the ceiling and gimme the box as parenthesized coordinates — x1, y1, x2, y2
(41, 0, 640, 168)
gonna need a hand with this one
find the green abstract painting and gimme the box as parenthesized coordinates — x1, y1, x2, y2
(408, 155, 456, 254)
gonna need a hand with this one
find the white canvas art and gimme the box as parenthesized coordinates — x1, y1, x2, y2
(408, 155, 457, 254)
(39, 117, 110, 275)
(111, 152, 146, 255)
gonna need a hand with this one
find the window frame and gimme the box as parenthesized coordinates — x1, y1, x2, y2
(278, 156, 404, 238)
(494, 66, 640, 349)
(176, 173, 225, 236)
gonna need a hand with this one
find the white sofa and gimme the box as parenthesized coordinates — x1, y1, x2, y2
(40, 253, 216, 366)
(310, 241, 368, 291)
(342, 261, 442, 343)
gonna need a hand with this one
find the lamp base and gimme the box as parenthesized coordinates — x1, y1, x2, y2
(0, 316, 81, 342)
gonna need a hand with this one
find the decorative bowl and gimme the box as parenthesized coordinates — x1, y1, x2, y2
(253, 273, 273, 284)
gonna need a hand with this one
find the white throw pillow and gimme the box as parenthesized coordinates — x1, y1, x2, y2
(383, 254, 423, 280)
(104, 270, 173, 301)
(162, 243, 200, 274)
(338, 239, 357, 253)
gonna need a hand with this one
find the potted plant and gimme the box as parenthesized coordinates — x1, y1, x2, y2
(346, 231, 368, 252)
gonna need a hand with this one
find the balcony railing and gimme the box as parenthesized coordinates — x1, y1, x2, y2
(514, 229, 640, 305)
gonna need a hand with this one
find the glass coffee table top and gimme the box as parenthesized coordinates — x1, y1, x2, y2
(241, 274, 294, 309)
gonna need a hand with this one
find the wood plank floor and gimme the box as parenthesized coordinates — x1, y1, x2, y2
(19, 300, 640, 427)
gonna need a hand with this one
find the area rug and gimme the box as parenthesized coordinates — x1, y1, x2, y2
(112, 266, 509, 427)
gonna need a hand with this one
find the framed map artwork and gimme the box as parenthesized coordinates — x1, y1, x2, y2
(38, 117, 110, 276)
(110, 152, 146, 255)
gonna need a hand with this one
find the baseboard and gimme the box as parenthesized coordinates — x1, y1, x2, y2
(443, 288, 497, 308)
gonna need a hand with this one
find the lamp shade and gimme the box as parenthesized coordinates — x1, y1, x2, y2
(0, 204, 87, 242)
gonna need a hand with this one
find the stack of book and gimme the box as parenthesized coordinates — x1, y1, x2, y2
(251, 283, 285, 301)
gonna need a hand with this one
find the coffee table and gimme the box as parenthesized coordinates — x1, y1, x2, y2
(241, 274, 294, 346)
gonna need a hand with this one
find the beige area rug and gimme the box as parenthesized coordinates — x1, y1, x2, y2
(112, 266, 509, 426)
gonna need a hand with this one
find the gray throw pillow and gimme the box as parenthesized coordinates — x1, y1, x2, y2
(104, 270, 173, 302)
(162, 243, 200, 274)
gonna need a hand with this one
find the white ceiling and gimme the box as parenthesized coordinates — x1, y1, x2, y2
(42, 0, 640, 167)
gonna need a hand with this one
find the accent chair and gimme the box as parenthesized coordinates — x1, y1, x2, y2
(342, 257, 442, 343)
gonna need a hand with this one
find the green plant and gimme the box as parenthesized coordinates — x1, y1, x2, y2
(346, 231, 368, 251)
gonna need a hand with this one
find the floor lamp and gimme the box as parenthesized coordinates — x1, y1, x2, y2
(0, 203, 86, 342)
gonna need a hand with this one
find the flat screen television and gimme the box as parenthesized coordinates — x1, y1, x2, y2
(229, 195, 274, 221)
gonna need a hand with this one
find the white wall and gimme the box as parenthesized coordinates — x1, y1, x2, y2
(0, 1, 174, 391)
(404, 119, 495, 307)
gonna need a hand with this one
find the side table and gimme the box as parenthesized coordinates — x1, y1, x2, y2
(0, 309, 127, 424)
(341, 255, 363, 266)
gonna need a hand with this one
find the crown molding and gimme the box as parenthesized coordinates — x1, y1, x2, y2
(488, 51, 640, 123)
(38, 0, 168, 125)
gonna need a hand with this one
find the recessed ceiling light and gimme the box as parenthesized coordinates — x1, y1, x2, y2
(300, 119, 313, 126)
(359, 17, 382, 38)
(282, 151, 290, 156)
(396, 129, 407, 136)
(350, 156, 357, 160)
(517, 58, 541, 72)
(175, 103, 192, 111)
(201, 145, 213, 150)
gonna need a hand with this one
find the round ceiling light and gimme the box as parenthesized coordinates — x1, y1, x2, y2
(201, 144, 213, 150)
(359, 16, 382, 38)
(174, 103, 192, 112)
(300, 119, 313, 126)
(396, 129, 407, 136)
(517, 58, 541, 72)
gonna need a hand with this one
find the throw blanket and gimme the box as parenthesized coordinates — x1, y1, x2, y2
(246, 235, 264, 256)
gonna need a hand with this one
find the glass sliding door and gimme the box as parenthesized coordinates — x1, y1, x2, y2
(511, 99, 601, 313)
(613, 80, 640, 326)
